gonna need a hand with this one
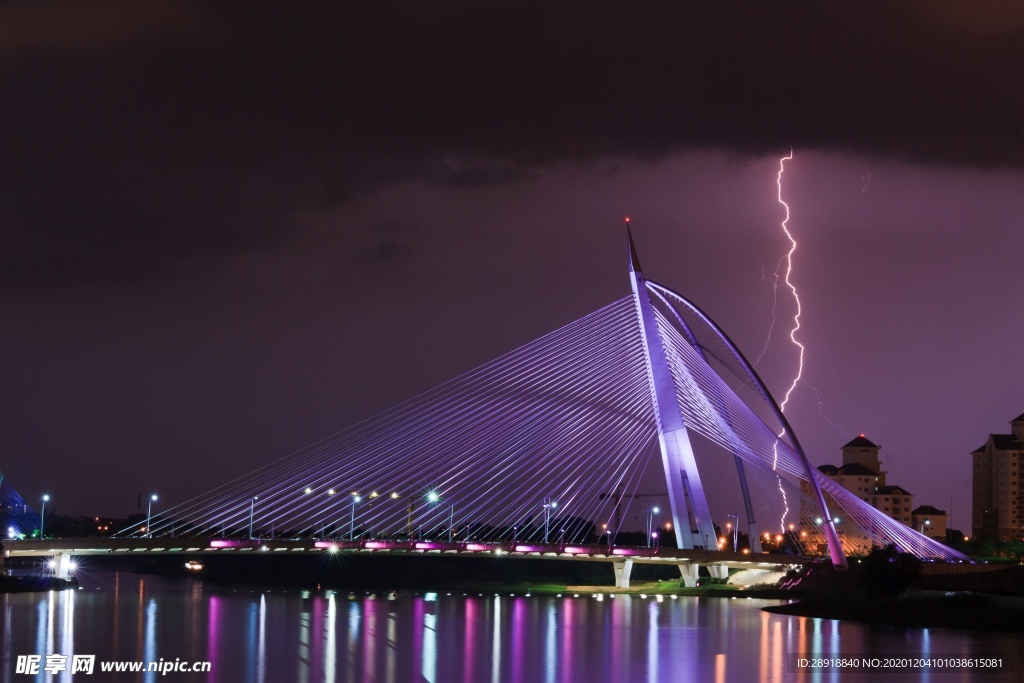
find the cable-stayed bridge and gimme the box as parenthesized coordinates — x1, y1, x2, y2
(4, 228, 969, 584)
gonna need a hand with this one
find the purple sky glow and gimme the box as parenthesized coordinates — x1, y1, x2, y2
(1, 2, 1020, 528)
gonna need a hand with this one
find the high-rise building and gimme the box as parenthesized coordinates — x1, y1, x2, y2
(971, 413, 1024, 539)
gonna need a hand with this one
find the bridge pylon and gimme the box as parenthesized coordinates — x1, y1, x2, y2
(627, 226, 717, 550)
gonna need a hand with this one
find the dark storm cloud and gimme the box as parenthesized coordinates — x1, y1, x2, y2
(356, 221, 424, 264)
(1, 1, 1020, 289)
(427, 156, 537, 188)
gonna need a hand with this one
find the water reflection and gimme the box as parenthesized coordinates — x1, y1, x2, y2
(490, 596, 501, 683)
(1, 574, 1019, 683)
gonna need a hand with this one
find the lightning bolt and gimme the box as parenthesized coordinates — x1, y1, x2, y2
(803, 379, 847, 437)
(769, 150, 848, 538)
(770, 149, 802, 534)
(753, 264, 781, 366)
(776, 149, 804, 413)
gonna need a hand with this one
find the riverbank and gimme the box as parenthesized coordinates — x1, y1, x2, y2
(764, 593, 1024, 633)
(762, 559, 1024, 633)
(0, 574, 79, 593)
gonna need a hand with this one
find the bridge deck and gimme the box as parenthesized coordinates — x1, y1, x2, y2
(3, 538, 805, 569)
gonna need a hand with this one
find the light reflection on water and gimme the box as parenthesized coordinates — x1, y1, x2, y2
(1, 573, 1019, 683)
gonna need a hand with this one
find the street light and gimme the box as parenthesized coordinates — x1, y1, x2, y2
(302, 487, 318, 537)
(542, 498, 557, 543)
(146, 494, 158, 538)
(349, 493, 362, 540)
(727, 513, 739, 552)
(919, 519, 931, 535)
(646, 506, 660, 548)
(248, 496, 258, 540)
(424, 490, 440, 540)
(40, 495, 50, 539)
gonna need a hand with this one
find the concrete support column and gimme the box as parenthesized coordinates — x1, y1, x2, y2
(613, 560, 633, 589)
(52, 553, 73, 579)
(709, 564, 729, 580)
(678, 564, 699, 588)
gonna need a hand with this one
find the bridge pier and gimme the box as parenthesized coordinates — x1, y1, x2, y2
(709, 564, 729, 580)
(612, 560, 633, 589)
(678, 563, 699, 588)
(51, 553, 74, 580)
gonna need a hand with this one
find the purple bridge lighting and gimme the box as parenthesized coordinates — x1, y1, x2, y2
(6, 226, 969, 584)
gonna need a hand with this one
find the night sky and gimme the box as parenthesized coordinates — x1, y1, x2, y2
(2, 1, 1021, 529)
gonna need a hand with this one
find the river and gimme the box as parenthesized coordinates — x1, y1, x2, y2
(2, 571, 1019, 682)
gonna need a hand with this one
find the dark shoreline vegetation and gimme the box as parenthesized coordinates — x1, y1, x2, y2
(5, 550, 1022, 633)
(762, 595, 1023, 633)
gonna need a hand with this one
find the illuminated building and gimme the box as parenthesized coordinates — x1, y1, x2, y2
(910, 505, 947, 540)
(802, 435, 914, 528)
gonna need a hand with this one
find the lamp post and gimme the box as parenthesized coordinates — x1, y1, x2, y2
(40, 495, 50, 539)
(364, 491, 379, 538)
(542, 498, 557, 543)
(386, 491, 400, 539)
(919, 519, 930, 535)
(646, 506, 660, 548)
(325, 488, 337, 538)
(426, 491, 440, 540)
(349, 493, 362, 540)
(303, 487, 315, 537)
(727, 513, 739, 552)
(248, 496, 258, 540)
(146, 494, 158, 538)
